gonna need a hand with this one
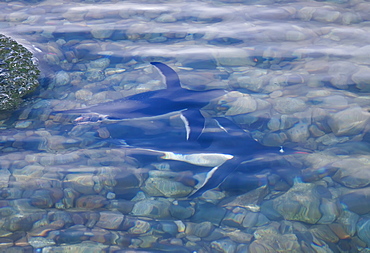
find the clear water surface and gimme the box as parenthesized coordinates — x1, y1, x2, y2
(1, 0, 370, 252)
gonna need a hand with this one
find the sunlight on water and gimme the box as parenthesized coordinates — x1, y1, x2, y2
(0, 0, 370, 252)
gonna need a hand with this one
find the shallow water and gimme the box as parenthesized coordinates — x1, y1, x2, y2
(1, 0, 370, 252)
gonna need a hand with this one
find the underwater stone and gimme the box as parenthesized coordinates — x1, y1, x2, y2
(143, 177, 193, 198)
(236, 70, 269, 92)
(310, 224, 339, 243)
(43, 241, 109, 253)
(357, 215, 370, 247)
(179, 73, 213, 88)
(262, 132, 287, 146)
(328, 61, 357, 90)
(0, 169, 10, 188)
(30, 189, 54, 208)
(250, 225, 302, 252)
(91, 28, 114, 39)
(217, 91, 257, 116)
(88, 58, 110, 70)
(341, 187, 370, 215)
(90, 227, 113, 244)
(114, 170, 140, 199)
(54, 70, 70, 86)
(280, 115, 299, 130)
(242, 211, 260, 228)
(61, 188, 79, 209)
(222, 207, 248, 228)
(327, 107, 369, 136)
(75, 89, 93, 101)
(211, 239, 236, 253)
(225, 94, 257, 116)
(312, 7, 341, 23)
(14, 120, 32, 129)
(96, 211, 124, 230)
(267, 117, 280, 131)
(272, 182, 322, 224)
(180, 51, 218, 69)
(352, 66, 370, 91)
(12, 165, 44, 186)
(336, 209, 359, 237)
(214, 48, 256, 67)
(260, 200, 283, 221)
(169, 201, 194, 219)
(226, 230, 253, 244)
(75, 195, 107, 209)
(297, 7, 316, 21)
(185, 221, 214, 238)
(131, 199, 171, 219)
(0, 34, 40, 111)
(309, 124, 325, 137)
(84, 69, 105, 82)
(156, 14, 177, 23)
(353, 44, 370, 65)
(274, 97, 306, 114)
(128, 219, 151, 235)
(222, 185, 269, 209)
(106, 200, 134, 214)
(332, 158, 370, 188)
(191, 202, 226, 225)
(28, 237, 56, 248)
(318, 198, 339, 224)
(4, 214, 38, 232)
(64, 174, 95, 195)
(285, 30, 306, 41)
(286, 123, 310, 143)
(159, 221, 178, 236)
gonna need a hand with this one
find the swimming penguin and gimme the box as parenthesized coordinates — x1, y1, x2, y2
(53, 62, 285, 197)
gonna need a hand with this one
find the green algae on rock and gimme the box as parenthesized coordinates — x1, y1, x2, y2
(0, 34, 40, 111)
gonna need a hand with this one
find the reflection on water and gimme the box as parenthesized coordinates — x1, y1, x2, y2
(1, 0, 370, 252)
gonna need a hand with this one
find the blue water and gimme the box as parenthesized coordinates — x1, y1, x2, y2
(1, 0, 370, 252)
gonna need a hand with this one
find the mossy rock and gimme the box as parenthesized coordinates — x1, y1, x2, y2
(0, 34, 40, 111)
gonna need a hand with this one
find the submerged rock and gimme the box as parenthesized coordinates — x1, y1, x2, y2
(12, 165, 44, 188)
(43, 241, 108, 253)
(309, 224, 339, 243)
(286, 123, 310, 143)
(54, 70, 70, 86)
(327, 107, 369, 136)
(75, 195, 107, 209)
(185, 221, 215, 238)
(357, 215, 370, 247)
(95, 211, 124, 230)
(169, 201, 194, 219)
(272, 181, 322, 224)
(336, 209, 359, 237)
(131, 199, 171, 219)
(143, 177, 193, 198)
(332, 157, 370, 188)
(250, 225, 302, 253)
(213, 48, 256, 67)
(341, 187, 370, 215)
(318, 198, 339, 224)
(352, 66, 370, 91)
(64, 174, 96, 195)
(0, 34, 40, 111)
(211, 239, 237, 253)
(274, 97, 306, 114)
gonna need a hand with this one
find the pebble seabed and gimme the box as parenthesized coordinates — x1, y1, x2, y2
(1, 0, 370, 252)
